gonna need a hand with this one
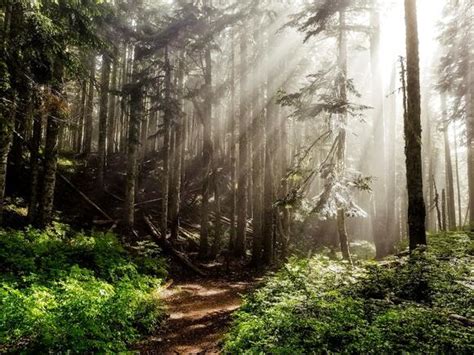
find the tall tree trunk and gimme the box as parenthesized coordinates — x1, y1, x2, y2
(97, 53, 111, 188)
(107, 48, 119, 156)
(28, 93, 42, 223)
(453, 124, 462, 228)
(336, 10, 352, 262)
(200, 6, 214, 257)
(170, 51, 185, 241)
(161, 47, 172, 238)
(467, 28, 474, 231)
(251, 25, 263, 265)
(75, 78, 87, 152)
(404, 0, 427, 250)
(38, 64, 65, 227)
(441, 93, 456, 230)
(370, 2, 388, 257)
(0, 4, 15, 225)
(83, 55, 96, 155)
(229, 30, 237, 252)
(442, 188, 447, 232)
(386, 66, 398, 251)
(0, 102, 13, 226)
(263, 36, 276, 265)
(236, 30, 249, 258)
(124, 47, 143, 229)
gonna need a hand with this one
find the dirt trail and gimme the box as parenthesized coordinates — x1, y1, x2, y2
(140, 278, 257, 354)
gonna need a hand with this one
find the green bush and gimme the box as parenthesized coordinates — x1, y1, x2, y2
(0, 225, 167, 352)
(224, 233, 474, 354)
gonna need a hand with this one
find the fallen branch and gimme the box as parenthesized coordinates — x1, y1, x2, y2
(135, 198, 162, 207)
(59, 173, 113, 221)
(449, 314, 474, 327)
(144, 215, 207, 277)
(104, 189, 125, 202)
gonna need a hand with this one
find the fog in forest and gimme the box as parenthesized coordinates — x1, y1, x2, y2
(1, 0, 473, 352)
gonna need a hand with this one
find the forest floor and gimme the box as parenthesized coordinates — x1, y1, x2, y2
(138, 276, 260, 354)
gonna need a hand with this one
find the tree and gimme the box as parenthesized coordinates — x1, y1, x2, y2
(97, 53, 111, 188)
(236, 27, 249, 258)
(403, 0, 427, 250)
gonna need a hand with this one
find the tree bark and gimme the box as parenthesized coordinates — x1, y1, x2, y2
(124, 47, 143, 229)
(236, 30, 249, 258)
(404, 0, 427, 250)
(336, 10, 352, 262)
(263, 35, 276, 265)
(38, 64, 65, 227)
(83, 54, 96, 155)
(97, 53, 111, 188)
(453, 124, 463, 228)
(28, 93, 42, 223)
(107, 48, 119, 156)
(251, 25, 264, 265)
(370, 2, 388, 257)
(170, 51, 185, 241)
(199, 21, 214, 257)
(441, 93, 456, 230)
(229, 30, 237, 252)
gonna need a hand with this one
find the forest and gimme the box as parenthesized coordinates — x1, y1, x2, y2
(0, 0, 473, 353)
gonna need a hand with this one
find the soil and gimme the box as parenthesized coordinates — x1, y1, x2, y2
(138, 277, 260, 354)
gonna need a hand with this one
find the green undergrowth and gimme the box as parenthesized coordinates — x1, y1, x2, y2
(224, 232, 474, 354)
(0, 223, 167, 353)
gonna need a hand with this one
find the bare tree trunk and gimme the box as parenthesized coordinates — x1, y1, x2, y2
(251, 25, 263, 265)
(75, 78, 87, 152)
(124, 47, 143, 229)
(170, 51, 185, 241)
(83, 55, 96, 155)
(236, 30, 249, 258)
(442, 188, 447, 232)
(467, 33, 474, 231)
(370, 2, 388, 258)
(386, 66, 398, 251)
(107, 48, 119, 156)
(453, 124, 462, 228)
(0, 4, 15, 225)
(38, 64, 65, 227)
(0, 106, 13, 226)
(160, 47, 172, 238)
(404, 0, 427, 250)
(336, 10, 352, 262)
(263, 40, 276, 265)
(229, 30, 237, 252)
(28, 94, 42, 223)
(441, 94, 456, 230)
(97, 53, 111, 188)
(200, 6, 213, 257)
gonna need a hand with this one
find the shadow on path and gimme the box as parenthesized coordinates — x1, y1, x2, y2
(138, 278, 259, 354)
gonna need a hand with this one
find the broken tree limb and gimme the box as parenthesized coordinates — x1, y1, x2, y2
(144, 215, 207, 277)
(449, 314, 474, 327)
(59, 173, 113, 221)
(135, 198, 162, 207)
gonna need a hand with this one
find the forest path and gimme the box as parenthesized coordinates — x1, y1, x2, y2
(140, 278, 259, 354)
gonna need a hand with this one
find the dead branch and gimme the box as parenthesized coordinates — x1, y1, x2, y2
(144, 215, 207, 277)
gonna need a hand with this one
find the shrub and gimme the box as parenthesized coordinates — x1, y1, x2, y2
(0, 226, 167, 352)
(224, 233, 474, 354)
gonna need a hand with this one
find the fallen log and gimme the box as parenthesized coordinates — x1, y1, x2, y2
(144, 215, 207, 277)
(449, 314, 474, 327)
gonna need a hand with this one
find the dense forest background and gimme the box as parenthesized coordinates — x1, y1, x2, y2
(0, 0, 473, 353)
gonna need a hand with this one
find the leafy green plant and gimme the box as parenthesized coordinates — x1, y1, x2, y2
(0, 226, 167, 352)
(224, 233, 474, 354)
